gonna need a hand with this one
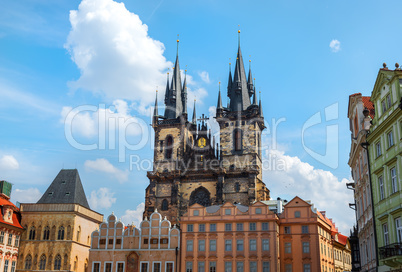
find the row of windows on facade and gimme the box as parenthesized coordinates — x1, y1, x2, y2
(186, 238, 272, 252)
(382, 217, 402, 246)
(0, 232, 19, 247)
(319, 241, 350, 264)
(93, 262, 174, 272)
(27, 226, 83, 242)
(185, 261, 312, 272)
(0, 259, 16, 272)
(359, 234, 376, 268)
(380, 93, 394, 116)
(377, 167, 399, 201)
(186, 222, 309, 234)
(97, 237, 170, 246)
(24, 254, 81, 271)
(375, 127, 400, 158)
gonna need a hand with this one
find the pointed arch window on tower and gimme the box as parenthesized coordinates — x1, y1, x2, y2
(39, 255, 46, 270)
(57, 226, 65, 240)
(165, 136, 173, 159)
(29, 227, 36, 240)
(234, 129, 242, 151)
(43, 226, 50, 240)
(161, 199, 169, 211)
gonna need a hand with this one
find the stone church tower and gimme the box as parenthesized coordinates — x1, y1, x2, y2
(144, 39, 270, 224)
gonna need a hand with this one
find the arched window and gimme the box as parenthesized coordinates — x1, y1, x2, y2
(73, 256, 78, 271)
(189, 187, 211, 207)
(165, 136, 173, 159)
(235, 182, 240, 192)
(39, 255, 46, 270)
(161, 199, 168, 211)
(234, 129, 242, 151)
(29, 227, 36, 240)
(76, 226, 81, 242)
(54, 255, 61, 270)
(25, 255, 32, 270)
(57, 226, 65, 240)
(43, 226, 50, 240)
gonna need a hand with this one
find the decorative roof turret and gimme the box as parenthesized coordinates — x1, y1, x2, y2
(247, 60, 254, 96)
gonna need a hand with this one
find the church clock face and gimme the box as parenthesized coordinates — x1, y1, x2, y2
(197, 137, 206, 148)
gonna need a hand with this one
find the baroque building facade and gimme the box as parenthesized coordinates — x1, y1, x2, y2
(347, 92, 377, 271)
(0, 181, 23, 272)
(89, 211, 180, 272)
(366, 63, 402, 272)
(16, 169, 103, 272)
(144, 40, 270, 224)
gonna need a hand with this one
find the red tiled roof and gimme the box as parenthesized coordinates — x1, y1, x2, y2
(362, 96, 375, 119)
(0, 197, 23, 230)
(337, 233, 348, 246)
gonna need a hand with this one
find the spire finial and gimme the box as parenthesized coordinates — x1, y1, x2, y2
(176, 34, 179, 56)
(192, 99, 197, 124)
(238, 25, 241, 47)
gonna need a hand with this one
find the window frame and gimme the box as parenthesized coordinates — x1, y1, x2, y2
(165, 262, 174, 272)
(104, 262, 112, 272)
(140, 262, 149, 272)
(379, 176, 385, 200)
(116, 262, 125, 272)
(152, 262, 161, 272)
(390, 167, 398, 193)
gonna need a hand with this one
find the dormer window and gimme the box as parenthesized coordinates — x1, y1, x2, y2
(61, 180, 66, 184)
(65, 192, 70, 196)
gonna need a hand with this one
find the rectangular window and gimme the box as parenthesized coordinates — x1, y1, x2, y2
(379, 176, 385, 200)
(186, 240, 193, 251)
(209, 262, 216, 272)
(395, 218, 402, 243)
(105, 263, 112, 272)
(236, 239, 243, 251)
(376, 142, 382, 157)
(387, 94, 392, 109)
(209, 239, 216, 251)
(199, 224, 205, 232)
(93, 263, 101, 272)
(303, 242, 310, 253)
(302, 225, 309, 234)
(249, 223, 256, 231)
(294, 211, 301, 218)
(262, 222, 269, 231)
(285, 242, 292, 253)
(285, 264, 292, 272)
(198, 262, 205, 272)
(225, 240, 232, 251)
(249, 262, 257, 272)
(284, 226, 291, 234)
(210, 224, 216, 232)
(382, 100, 387, 114)
(249, 239, 257, 251)
(391, 167, 398, 193)
(193, 210, 199, 216)
(166, 263, 173, 272)
(187, 224, 193, 232)
(236, 223, 243, 231)
(262, 262, 270, 272)
(236, 262, 243, 272)
(10, 261, 15, 272)
(7, 234, 12, 246)
(383, 223, 389, 245)
(303, 264, 311, 272)
(186, 262, 193, 272)
(153, 263, 161, 272)
(117, 263, 124, 272)
(388, 131, 394, 148)
(4, 260, 9, 272)
(256, 208, 262, 214)
(0, 231, 4, 244)
(140, 263, 148, 272)
(225, 209, 231, 215)
(199, 240, 205, 251)
(225, 223, 232, 231)
(225, 262, 232, 272)
(262, 239, 269, 251)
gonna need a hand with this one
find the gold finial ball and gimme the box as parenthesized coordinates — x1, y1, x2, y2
(177, 39, 179, 43)
(396, 63, 399, 68)
(383, 62, 387, 68)
(229, 62, 231, 65)
(238, 30, 241, 33)
(219, 81, 221, 84)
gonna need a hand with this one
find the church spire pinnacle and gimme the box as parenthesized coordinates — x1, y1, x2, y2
(259, 91, 264, 118)
(182, 68, 188, 116)
(252, 79, 257, 106)
(247, 59, 254, 96)
(192, 99, 197, 124)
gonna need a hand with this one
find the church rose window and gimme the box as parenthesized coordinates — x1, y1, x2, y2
(189, 187, 211, 207)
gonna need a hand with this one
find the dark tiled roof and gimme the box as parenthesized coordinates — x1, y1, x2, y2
(37, 169, 90, 209)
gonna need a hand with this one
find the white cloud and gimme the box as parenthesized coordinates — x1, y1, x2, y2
(61, 99, 148, 139)
(0, 155, 19, 170)
(88, 187, 116, 210)
(329, 39, 341, 53)
(65, 0, 172, 110)
(198, 71, 210, 84)
(11, 188, 42, 204)
(121, 202, 145, 227)
(263, 149, 354, 234)
(85, 158, 128, 182)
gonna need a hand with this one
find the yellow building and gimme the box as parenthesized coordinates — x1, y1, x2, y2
(16, 169, 103, 272)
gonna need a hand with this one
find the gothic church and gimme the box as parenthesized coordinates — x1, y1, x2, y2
(144, 38, 270, 224)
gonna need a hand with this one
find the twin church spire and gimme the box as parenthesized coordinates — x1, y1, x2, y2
(154, 32, 263, 124)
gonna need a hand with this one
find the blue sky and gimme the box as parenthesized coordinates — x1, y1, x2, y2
(1, 0, 401, 234)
